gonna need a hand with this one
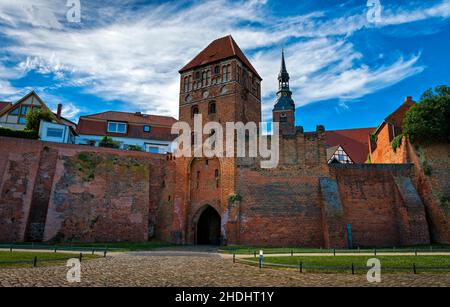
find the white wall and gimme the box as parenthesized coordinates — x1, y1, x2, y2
(39, 120, 75, 144)
(75, 134, 173, 154)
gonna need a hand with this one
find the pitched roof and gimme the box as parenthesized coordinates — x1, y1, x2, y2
(80, 111, 177, 127)
(0, 101, 11, 112)
(374, 96, 416, 136)
(76, 111, 178, 142)
(0, 91, 76, 128)
(179, 35, 262, 80)
(324, 128, 376, 164)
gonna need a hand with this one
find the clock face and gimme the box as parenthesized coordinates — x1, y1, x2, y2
(203, 91, 209, 99)
(185, 95, 192, 103)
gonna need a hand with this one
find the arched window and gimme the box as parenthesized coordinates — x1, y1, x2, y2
(191, 106, 199, 118)
(209, 129, 216, 149)
(208, 102, 216, 114)
(188, 76, 193, 91)
(184, 77, 189, 92)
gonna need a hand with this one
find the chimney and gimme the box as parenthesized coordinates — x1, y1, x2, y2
(405, 96, 413, 103)
(135, 112, 142, 117)
(57, 104, 63, 119)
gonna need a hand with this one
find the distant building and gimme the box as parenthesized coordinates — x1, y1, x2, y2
(369, 97, 416, 163)
(0, 91, 77, 143)
(324, 128, 375, 164)
(76, 111, 178, 154)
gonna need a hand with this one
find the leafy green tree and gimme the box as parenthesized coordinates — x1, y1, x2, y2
(99, 136, 120, 149)
(25, 108, 54, 132)
(403, 85, 450, 144)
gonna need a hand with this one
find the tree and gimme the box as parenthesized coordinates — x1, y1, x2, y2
(99, 136, 120, 149)
(26, 108, 54, 132)
(403, 85, 450, 144)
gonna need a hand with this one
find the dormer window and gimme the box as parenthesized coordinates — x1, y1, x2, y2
(108, 122, 127, 134)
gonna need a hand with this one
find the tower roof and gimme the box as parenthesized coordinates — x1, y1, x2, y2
(279, 49, 289, 81)
(179, 35, 262, 80)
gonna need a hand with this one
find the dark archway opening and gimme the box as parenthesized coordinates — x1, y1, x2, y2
(196, 206, 221, 245)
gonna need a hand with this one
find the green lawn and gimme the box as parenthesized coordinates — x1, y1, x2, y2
(0, 251, 100, 268)
(220, 244, 450, 255)
(240, 255, 450, 274)
(0, 240, 173, 252)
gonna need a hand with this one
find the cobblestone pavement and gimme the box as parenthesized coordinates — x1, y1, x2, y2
(0, 251, 449, 287)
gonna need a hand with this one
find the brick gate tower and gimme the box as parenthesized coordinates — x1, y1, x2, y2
(171, 35, 262, 244)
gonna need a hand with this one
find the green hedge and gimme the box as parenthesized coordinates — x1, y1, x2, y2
(0, 127, 39, 140)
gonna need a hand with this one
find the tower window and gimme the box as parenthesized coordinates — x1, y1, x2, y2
(191, 106, 199, 118)
(208, 102, 216, 114)
(280, 113, 287, 123)
(214, 66, 220, 75)
(222, 65, 231, 82)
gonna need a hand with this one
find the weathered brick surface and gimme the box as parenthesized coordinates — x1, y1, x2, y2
(0, 137, 167, 243)
(330, 164, 430, 247)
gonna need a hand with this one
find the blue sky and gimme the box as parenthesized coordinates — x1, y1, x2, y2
(0, 0, 449, 131)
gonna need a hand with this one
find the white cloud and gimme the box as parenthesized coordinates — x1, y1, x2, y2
(0, 0, 447, 121)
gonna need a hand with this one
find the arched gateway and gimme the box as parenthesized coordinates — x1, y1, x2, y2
(196, 206, 221, 245)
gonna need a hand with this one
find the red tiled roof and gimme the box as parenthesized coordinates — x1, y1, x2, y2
(0, 102, 11, 112)
(76, 111, 178, 142)
(81, 111, 177, 127)
(179, 35, 262, 80)
(325, 128, 376, 164)
(385, 97, 416, 127)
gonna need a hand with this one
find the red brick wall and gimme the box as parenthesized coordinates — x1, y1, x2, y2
(330, 164, 430, 247)
(0, 136, 168, 243)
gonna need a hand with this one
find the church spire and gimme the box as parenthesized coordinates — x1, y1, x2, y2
(273, 49, 296, 135)
(278, 49, 290, 90)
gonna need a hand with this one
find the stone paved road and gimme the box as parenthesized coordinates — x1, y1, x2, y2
(0, 251, 449, 287)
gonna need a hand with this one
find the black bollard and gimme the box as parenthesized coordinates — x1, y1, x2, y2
(33, 256, 37, 267)
(351, 263, 355, 275)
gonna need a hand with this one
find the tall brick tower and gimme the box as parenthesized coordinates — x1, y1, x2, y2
(273, 50, 296, 135)
(172, 35, 262, 245)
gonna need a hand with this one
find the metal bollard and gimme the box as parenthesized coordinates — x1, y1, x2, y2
(374, 249, 377, 256)
(351, 263, 355, 275)
(92, 248, 95, 255)
(9, 245, 12, 252)
(104, 250, 107, 258)
(33, 256, 37, 267)
(79, 253, 83, 262)
(413, 263, 417, 274)
(233, 254, 236, 263)
(333, 249, 336, 256)
(414, 248, 418, 256)
(299, 262, 303, 273)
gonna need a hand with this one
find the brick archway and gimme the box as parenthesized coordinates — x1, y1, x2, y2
(195, 205, 221, 245)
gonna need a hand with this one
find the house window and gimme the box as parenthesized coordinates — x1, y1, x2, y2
(46, 128, 64, 138)
(10, 107, 20, 115)
(208, 102, 216, 114)
(144, 125, 151, 132)
(18, 117, 27, 124)
(107, 122, 127, 133)
(148, 147, 159, 154)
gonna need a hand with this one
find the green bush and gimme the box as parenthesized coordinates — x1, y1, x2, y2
(126, 145, 142, 152)
(403, 85, 450, 144)
(391, 134, 403, 152)
(26, 108, 54, 132)
(229, 193, 242, 203)
(0, 127, 38, 139)
(99, 136, 120, 149)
